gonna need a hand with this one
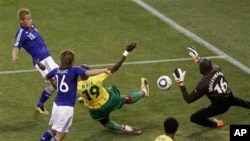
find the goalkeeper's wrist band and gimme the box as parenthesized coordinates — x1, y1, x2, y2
(194, 56, 200, 63)
(123, 50, 129, 56)
(178, 81, 185, 87)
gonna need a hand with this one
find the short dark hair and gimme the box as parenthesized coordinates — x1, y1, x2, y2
(164, 117, 179, 133)
(199, 57, 212, 75)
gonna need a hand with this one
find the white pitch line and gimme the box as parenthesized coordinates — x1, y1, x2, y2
(132, 0, 250, 74)
(0, 56, 224, 75)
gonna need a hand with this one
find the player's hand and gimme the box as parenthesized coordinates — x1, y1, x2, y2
(104, 69, 112, 75)
(187, 46, 200, 63)
(36, 60, 46, 70)
(77, 96, 84, 104)
(172, 68, 186, 86)
(12, 56, 19, 64)
(126, 42, 137, 52)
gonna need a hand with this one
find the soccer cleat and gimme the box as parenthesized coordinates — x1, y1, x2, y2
(210, 117, 224, 127)
(141, 78, 150, 96)
(216, 120, 224, 127)
(35, 105, 49, 115)
(122, 124, 142, 135)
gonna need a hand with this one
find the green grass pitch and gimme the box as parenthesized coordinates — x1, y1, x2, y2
(0, 0, 250, 141)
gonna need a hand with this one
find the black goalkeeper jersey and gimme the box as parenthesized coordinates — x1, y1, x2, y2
(180, 66, 233, 106)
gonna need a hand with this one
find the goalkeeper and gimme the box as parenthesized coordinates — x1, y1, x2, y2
(172, 46, 250, 128)
(77, 42, 149, 135)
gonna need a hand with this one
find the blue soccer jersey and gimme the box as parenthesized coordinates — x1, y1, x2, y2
(46, 66, 86, 106)
(14, 23, 51, 65)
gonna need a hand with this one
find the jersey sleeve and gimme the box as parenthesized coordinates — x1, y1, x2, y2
(76, 66, 86, 76)
(14, 28, 26, 48)
(180, 81, 205, 103)
(46, 68, 57, 79)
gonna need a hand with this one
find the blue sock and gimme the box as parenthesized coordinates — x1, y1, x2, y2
(37, 87, 52, 107)
(40, 129, 54, 141)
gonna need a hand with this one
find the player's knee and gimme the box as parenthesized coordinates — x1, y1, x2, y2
(48, 84, 56, 92)
(190, 115, 199, 123)
(51, 129, 57, 135)
(49, 78, 57, 91)
(99, 118, 109, 126)
(124, 95, 132, 104)
(190, 114, 206, 125)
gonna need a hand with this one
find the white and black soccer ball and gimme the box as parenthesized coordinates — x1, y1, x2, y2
(157, 75, 172, 90)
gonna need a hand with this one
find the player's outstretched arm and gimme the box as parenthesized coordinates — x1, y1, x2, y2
(172, 68, 193, 103)
(107, 42, 137, 73)
(187, 46, 200, 63)
(12, 47, 19, 64)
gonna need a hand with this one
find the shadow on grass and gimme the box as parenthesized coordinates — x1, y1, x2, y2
(80, 123, 160, 141)
(0, 120, 38, 133)
(0, 111, 48, 134)
(81, 130, 134, 141)
(186, 127, 228, 141)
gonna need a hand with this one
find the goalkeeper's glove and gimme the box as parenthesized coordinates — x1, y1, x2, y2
(187, 46, 200, 63)
(172, 68, 186, 86)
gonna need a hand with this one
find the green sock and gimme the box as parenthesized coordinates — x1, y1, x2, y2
(105, 120, 122, 130)
(130, 91, 145, 103)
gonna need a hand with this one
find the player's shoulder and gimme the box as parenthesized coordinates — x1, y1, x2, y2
(154, 135, 173, 141)
(212, 65, 222, 71)
(71, 66, 83, 71)
(97, 72, 109, 78)
(16, 26, 25, 34)
(88, 72, 108, 79)
(73, 66, 81, 69)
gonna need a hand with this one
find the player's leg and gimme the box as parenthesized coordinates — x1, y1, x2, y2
(123, 78, 149, 104)
(190, 105, 228, 127)
(88, 97, 119, 129)
(52, 132, 67, 141)
(50, 104, 72, 141)
(231, 96, 250, 109)
(40, 129, 56, 141)
(99, 116, 122, 130)
(89, 94, 141, 135)
(40, 103, 58, 141)
(141, 78, 149, 96)
(99, 117, 141, 135)
(36, 83, 55, 114)
(91, 111, 125, 131)
(35, 56, 58, 114)
(123, 92, 144, 104)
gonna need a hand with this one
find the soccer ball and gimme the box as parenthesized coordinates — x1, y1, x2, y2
(157, 75, 172, 90)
